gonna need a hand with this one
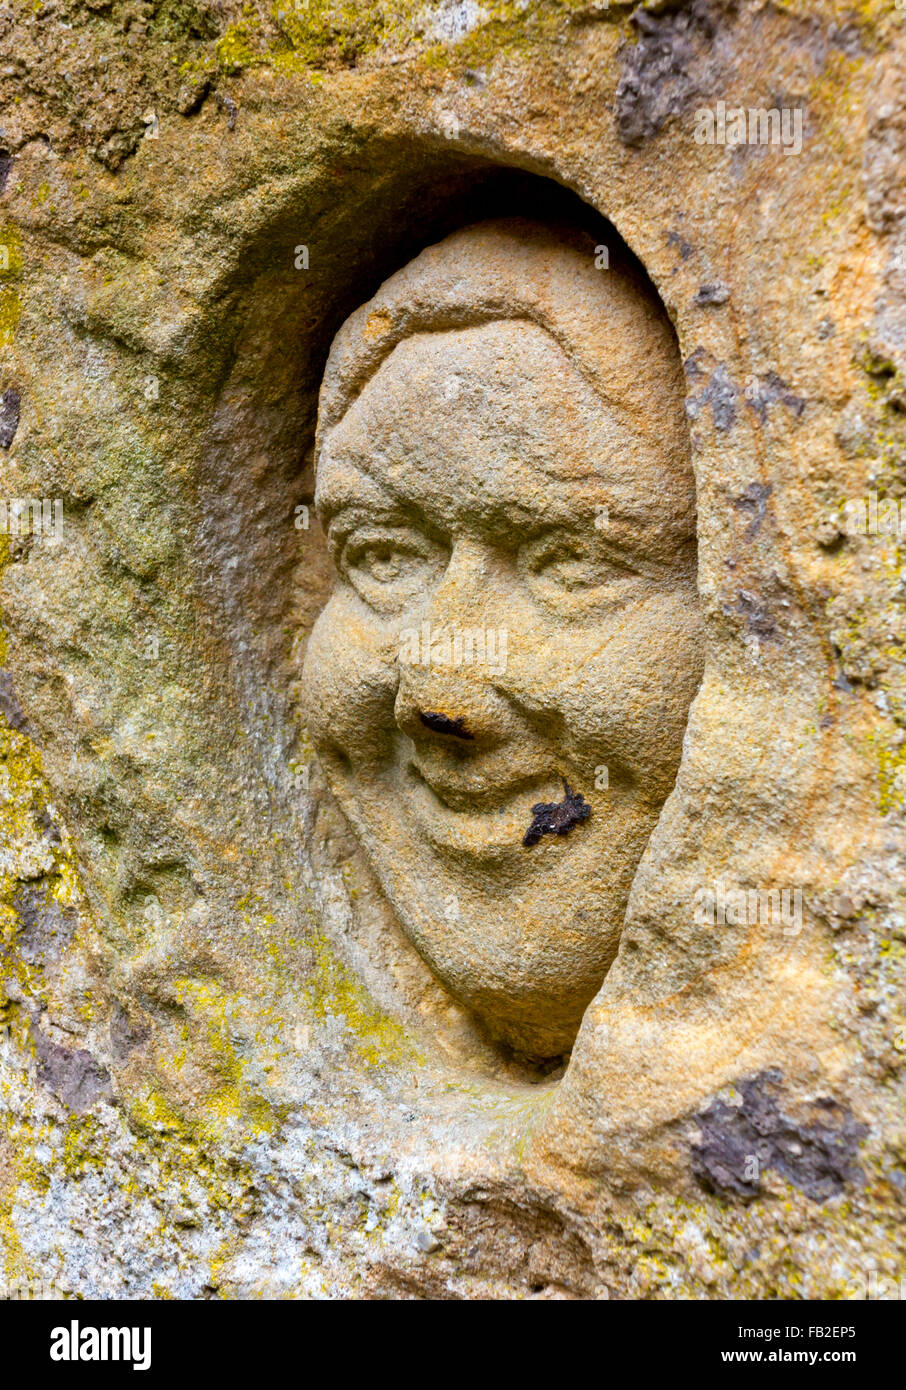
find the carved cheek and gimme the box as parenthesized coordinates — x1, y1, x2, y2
(301, 596, 400, 767)
(526, 598, 703, 786)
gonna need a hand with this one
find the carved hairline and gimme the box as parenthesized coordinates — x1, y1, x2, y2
(314, 217, 689, 468)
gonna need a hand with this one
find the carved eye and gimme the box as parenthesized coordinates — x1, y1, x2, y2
(526, 538, 596, 589)
(519, 531, 638, 607)
(337, 527, 445, 612)
(352, 541, 411, 583)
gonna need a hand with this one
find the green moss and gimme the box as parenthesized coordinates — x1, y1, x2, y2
(271, 0, 390, 68)
(0, 222, 23, 352)
(878, 736, 906, 814)
(208, 0, 605, 79)
(0, 728, 81, 1006)
(301, 927, 420, 1069)
(152, 0, 220, 43)
(217, 16, 267, 72)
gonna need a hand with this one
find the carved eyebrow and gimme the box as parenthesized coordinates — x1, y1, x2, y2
(518, 520, 689, 580)
(324, 508, 403, 538)
(314, 446, 393, 508)
(317, 448, 694, 568)
(324, 506, 442, 536)
(315, 450, 434, 531)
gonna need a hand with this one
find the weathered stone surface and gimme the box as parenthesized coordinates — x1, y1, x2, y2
(0, 0, 903, 1300)
(303, 217, 702, 1056)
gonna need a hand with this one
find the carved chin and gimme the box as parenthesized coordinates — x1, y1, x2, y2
(379, 875, 621, 1057)
(323, 759, 644, 1056)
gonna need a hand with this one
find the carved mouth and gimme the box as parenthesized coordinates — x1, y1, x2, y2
(403, 760, 574, 853)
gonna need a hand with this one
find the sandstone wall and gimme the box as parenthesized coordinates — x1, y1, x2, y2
(0, 0, 904, 1299)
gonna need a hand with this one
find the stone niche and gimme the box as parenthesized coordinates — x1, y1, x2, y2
(301, 209, 704, 1066)
(0, 0, 905, 1299)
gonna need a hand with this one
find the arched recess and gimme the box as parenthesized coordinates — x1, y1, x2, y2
(188, 138, 703, 1092)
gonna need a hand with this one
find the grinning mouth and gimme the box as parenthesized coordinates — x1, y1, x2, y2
(406, 758, 562, 814)
(402, 760, 584, 855)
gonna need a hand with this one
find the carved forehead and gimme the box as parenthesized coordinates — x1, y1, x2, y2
(317, 321, 696, 554)
(323, 318, 636, 474)
(318, 319, 687, 512)
(315, 217, 690, 476)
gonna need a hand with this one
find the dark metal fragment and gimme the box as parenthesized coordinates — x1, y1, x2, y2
(523, 781, 591, 848)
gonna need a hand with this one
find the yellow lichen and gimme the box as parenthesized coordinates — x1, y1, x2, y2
(0, 222, 23, 351)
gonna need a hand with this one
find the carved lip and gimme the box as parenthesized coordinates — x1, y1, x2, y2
(403, 760, 568, 852)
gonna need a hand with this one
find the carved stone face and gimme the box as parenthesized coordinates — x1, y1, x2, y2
(302, 223, 704, 1056)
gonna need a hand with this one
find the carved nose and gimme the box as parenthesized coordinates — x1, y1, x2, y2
(395, 670, 509, 751)
(418, 710, 475, 741)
